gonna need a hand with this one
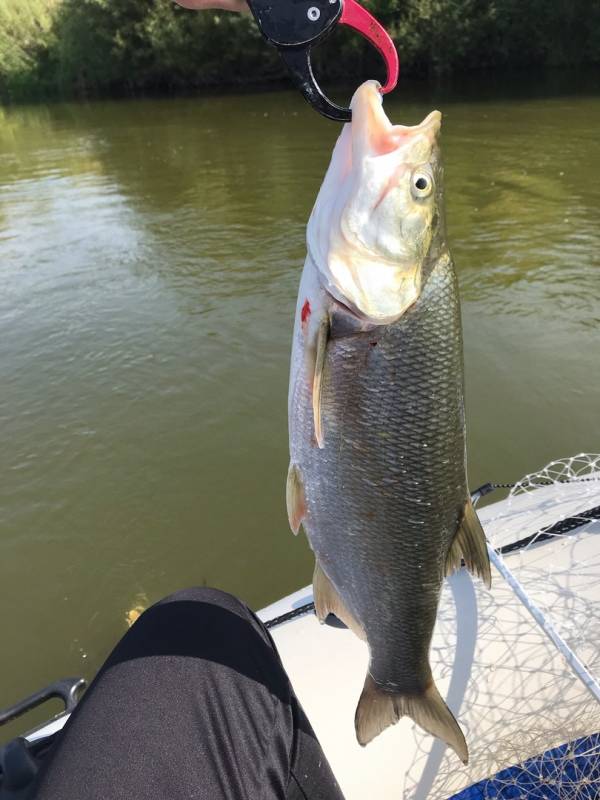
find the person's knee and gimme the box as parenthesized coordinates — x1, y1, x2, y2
(153, 586, 251, 617)
(101, 585, 284, 699)
(111, 586, 262, 660)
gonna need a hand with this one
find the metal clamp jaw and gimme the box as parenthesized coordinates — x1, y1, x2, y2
(246, 0, 399, 121)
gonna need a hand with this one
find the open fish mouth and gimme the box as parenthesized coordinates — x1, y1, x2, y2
(350, 81, 441, 157)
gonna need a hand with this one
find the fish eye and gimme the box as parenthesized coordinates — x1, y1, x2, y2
(411, 171, 434, 199)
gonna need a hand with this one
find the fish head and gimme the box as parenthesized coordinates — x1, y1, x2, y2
(307, 80, 443, 325)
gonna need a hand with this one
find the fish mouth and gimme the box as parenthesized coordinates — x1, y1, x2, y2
(350, 80, 442, 156)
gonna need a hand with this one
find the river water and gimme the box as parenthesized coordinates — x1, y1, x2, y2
(1, 74, 599, 738)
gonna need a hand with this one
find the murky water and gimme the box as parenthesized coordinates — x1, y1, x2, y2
(1, 74, 599, 740)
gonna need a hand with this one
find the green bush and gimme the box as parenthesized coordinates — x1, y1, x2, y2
(0, 0, 57, 98)
(1, 0, 599, 101)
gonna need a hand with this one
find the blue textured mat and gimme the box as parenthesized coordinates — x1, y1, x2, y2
(449, 732, 600, 799)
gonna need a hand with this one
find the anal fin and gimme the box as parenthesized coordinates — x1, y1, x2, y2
(286, 463, 306, 536)
(313, 560, 366, 641)
(445, 499, 492, 589)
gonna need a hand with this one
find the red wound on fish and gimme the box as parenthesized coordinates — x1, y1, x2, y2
(301, 300, 311, 323)
(301, 300, 311, 334)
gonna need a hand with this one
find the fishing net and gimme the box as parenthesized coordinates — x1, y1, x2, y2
(404, 454, 600, 800)
(485, 453, 600, 686)
(509, 453, 600, 495)
(490, 452, 600, 550)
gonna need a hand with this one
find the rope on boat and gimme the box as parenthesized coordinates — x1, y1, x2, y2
(264, 480, 600, 631)
(265, 601, 315, 629)
(499, 504, 600, 555)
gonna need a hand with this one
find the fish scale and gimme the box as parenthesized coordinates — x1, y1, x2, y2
(292, 253, 466, 692)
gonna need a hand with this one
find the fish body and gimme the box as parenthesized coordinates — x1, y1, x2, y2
(287, 82, 490, 762)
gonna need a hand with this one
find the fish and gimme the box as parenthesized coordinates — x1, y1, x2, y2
(286, 80, 491, 764)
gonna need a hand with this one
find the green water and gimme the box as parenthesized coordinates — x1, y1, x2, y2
(1, 76, 599, 740)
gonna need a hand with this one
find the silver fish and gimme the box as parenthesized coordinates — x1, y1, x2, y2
(286, 81, 491, 764)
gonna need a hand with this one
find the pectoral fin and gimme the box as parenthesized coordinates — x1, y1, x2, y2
(286, 463, 306, 536)
(312, 315, 330, 449)
(445, 499, 492, 589)
(313, 560, 366, 641)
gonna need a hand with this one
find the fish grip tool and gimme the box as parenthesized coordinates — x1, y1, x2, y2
(245, 0, 399, 121)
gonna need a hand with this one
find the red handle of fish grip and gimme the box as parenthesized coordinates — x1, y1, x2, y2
(339, 0, 399, 94)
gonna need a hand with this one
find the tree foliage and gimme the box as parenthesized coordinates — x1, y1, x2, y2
(1, 0, 599, 101)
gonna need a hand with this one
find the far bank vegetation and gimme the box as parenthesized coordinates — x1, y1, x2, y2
(1, 0, 599, 101)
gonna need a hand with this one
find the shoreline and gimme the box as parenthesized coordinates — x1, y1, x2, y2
(3, 64, 600, 109)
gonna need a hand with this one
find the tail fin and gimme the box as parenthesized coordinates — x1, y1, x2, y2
(354, 674, 468, 764)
